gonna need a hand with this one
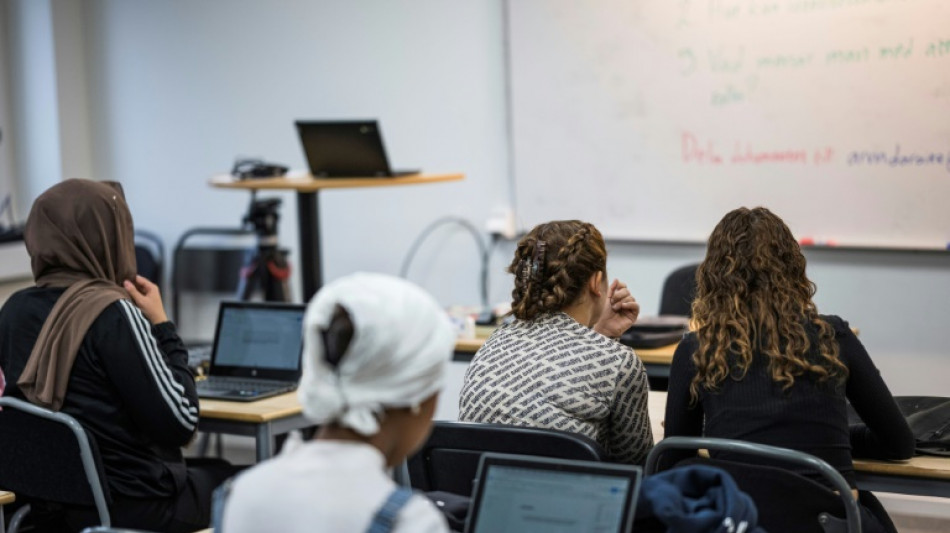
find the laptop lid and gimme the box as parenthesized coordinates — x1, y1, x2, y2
(207, 301, 306, 381)
(296, 120, 400, 177)
(465, 453, 642, 533)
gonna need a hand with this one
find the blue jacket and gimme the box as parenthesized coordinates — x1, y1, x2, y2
(637, 465, 766, 533)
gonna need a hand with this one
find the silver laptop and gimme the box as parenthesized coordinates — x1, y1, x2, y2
(196, 301, 305, 402)
(295, 120, 420, 177)
(465, 453, 642, 533)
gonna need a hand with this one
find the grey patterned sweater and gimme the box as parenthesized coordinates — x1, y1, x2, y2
(458, 312, 653, 465)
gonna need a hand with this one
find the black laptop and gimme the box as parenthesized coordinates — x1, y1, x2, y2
(465, 453, 642, 533)
(295, 120, 420, 177)
(196, 301, 306, 402)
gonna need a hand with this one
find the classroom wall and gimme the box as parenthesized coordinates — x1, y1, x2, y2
(7, 0, 948, 396)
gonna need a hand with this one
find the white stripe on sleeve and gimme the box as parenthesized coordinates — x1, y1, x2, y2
(119, 300, 198, 429)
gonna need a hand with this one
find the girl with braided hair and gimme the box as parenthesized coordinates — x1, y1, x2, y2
(459, 220, 654, 465)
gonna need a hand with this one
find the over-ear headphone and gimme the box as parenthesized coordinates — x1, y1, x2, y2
(231, 159, 288, 180)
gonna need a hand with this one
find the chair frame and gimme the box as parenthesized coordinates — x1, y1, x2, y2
(0, 397, 111, 530)
(646, 436, 861, 533)
(407, 421, 607, 495)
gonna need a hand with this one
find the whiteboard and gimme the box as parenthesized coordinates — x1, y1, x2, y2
(508, 0, 950, 248)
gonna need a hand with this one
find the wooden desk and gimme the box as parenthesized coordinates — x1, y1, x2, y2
(199, 392, 307, 462)
(649, 391, 950, 498)
(211, 173, 464, 300)
(454, 336, 678, 380)
(0, 490, 15, 533)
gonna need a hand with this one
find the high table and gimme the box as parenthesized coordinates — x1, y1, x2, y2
(210, 173, 464, 301)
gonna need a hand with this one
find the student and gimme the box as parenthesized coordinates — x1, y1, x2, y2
(663, 207, 914, 533)
(0, 179, 239, 532)
(458, 220, 653, 465)
(222, 272, 456, 533)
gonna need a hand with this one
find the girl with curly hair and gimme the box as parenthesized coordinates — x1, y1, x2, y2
(664, 207, 914, 532)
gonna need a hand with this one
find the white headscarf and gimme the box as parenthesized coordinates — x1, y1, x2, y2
(298, 272, 456, 436)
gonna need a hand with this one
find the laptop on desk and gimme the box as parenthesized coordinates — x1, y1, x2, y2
(465, 453, 642, 533)
(196, 301, 306, 402)
(295, 120, 420, 177)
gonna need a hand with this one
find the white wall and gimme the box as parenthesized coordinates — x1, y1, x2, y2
(0, 2, 19, 218)
(81, 0, 510, 303)
(10, 0, 947, 396)
(4, 0, 61, 213)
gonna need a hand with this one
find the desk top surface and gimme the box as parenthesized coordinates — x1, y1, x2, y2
(648, 391, 950, 481)
(0, 490, 14, 505)
(199, 392, 302, 423)
(210, 173, 463, 192)
(455, 336, 677, 365)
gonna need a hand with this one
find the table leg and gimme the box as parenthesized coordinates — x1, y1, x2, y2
(296, 191, 322, 302)
(256, 423, 274, 462)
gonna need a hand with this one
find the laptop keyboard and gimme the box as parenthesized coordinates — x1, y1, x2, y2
(197, 377, 295, 394)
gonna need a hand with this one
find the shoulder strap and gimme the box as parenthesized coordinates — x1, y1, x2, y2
(366, 487, 414, 533)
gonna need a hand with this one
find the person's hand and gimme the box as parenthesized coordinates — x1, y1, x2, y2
(124, 275, 169, 325)
(593, 279, 640, 339)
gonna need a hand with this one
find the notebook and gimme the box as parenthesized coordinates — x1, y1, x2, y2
(295, 120, 420, 177)
(196, 301, 306, 402)
(465, 453, 642, 533)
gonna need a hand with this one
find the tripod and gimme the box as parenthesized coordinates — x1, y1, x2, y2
(235, 194, 291, 302)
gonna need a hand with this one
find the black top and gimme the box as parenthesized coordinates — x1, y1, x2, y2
(664, 315, 914, 488)
(0, 287, 199, 499)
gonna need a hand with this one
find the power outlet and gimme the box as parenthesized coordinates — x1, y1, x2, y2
(485, 207, 517, 240)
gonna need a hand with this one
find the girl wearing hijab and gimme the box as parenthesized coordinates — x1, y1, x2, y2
(222, 272, 456, 533)
(0, 179, 239, 532)
(663, 207, 914, 533)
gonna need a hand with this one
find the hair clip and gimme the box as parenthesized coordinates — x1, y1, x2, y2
(531, 240, 546, 280)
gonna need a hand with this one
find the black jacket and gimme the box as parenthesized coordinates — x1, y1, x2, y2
(0, 287, 199, 499)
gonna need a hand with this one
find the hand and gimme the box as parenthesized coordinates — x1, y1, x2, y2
(593, 279, 640, 339)
(124, 275, 169, 325)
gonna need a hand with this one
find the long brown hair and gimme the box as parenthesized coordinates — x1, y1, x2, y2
(690, 207, 847, 401)
(508, 220, 607, 320)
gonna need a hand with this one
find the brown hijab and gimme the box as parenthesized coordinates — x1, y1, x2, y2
(18, 179, 137, 410)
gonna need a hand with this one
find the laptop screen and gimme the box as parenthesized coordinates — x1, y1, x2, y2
(467, 455, 640, 533)
(295, 120, 393, 177)
(210, 302, 305, 379)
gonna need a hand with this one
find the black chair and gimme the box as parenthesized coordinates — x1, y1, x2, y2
(407, 421, 608, 496)
(171, 226, 253, 325)
(658, 263, 699, 317)
(646, 436, 862, 533)
(134, 230, 165, 293)
(0, 397, 112, 532)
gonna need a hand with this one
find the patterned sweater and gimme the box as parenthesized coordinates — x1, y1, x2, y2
(459, 312, 653, 465)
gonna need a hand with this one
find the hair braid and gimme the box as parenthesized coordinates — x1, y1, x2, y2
(508, 221, 607, 320)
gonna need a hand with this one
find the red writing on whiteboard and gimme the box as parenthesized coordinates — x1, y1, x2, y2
(681, 131, 834, 166)
(681, 132, 723, 164)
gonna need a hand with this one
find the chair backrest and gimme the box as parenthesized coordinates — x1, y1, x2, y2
(171, 226, 253, 324)
(0, 397, 112, 527)
(134, 230, 165, 291)
(407, 421, 608, 496)
(658, 263, 699, 317)
(646, 436, 861, 533)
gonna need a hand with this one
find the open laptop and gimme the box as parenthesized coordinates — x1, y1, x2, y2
(465, 453, 642, 533)
(295, 120, 420, 177)
(196, 301, 306, 402)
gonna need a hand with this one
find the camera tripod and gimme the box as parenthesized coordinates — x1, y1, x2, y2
(235, 194, 291, 302)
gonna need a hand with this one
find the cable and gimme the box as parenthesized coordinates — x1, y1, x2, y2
(400, 217, 491, 309)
